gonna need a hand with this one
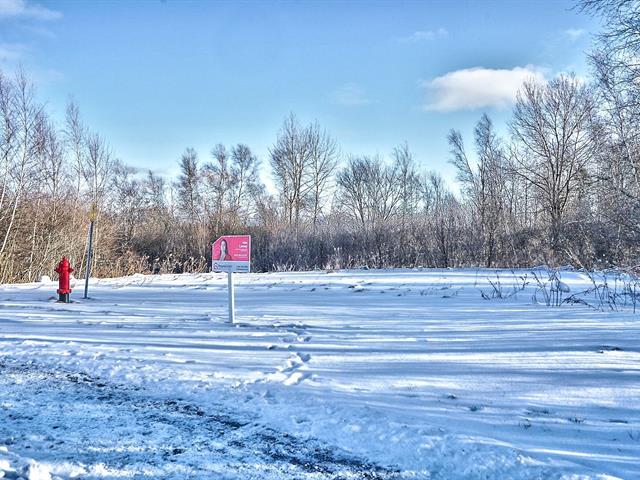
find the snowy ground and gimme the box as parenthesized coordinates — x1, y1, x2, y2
(0, 269, 638, 479)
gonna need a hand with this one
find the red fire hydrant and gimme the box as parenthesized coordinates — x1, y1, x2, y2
(55, 257, 74, 303)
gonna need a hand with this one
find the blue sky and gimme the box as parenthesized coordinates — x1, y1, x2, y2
(0, 0, 600, 185)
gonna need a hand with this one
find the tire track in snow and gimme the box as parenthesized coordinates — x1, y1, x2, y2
(0, 357, 409, 480)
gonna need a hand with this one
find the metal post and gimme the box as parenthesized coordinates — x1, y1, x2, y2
(84, 219, 94, 299)
(84, 203, 98, 300)
(227, 271, 235, 324)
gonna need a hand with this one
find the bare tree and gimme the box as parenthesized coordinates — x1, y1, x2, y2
(580, 0, 640, 77)
(230, 143, 261, 218)
(270, 113, 310, 229)
(202, 144, 232, 231)
(419, 172, 462, 268)
(0, 71, 17, 224)
(110, 161, 145, 251)
(176, 147, 201, 221)
(306, 122, 339, 230)
(83, 132, 114, 207)
(336, 155, 403, 267)
(64, 101, 87, 203)
(580, 0, 640, 253)
(449, 114, 506, 266)
(144, 170, 168, 213)
(509, 75, 596, 255)
(390, 143, 420, 264)
(337, 155, 404, 230)
(0, 70, 44, 265)
(33, 119, 69, 279)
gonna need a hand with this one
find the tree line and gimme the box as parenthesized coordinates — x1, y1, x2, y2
(1, 0, 638, 283)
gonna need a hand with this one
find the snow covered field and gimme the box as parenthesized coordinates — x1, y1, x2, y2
(0, 269, 638, 479)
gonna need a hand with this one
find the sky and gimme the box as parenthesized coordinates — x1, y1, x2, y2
(0, 0, 601, 187)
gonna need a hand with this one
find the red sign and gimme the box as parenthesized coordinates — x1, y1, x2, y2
(212, 235, 251, 273)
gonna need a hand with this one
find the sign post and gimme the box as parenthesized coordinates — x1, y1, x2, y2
(84, 202, 97, 300)
(227, 269, 235, 324)
(212, 235, 251, 324)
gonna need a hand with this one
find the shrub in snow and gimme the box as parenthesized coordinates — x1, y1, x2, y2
(555, 280, 570, 293)
(481, 271, 529, 300)
(532, 269, 566, 307)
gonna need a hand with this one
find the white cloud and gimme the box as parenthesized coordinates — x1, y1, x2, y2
(0, 0, 61, 20)
(422, 65, 546, 112)
(563, 28, 586, 42)
(397, 28, 448, 44)
(0, 42, 26, 62)
(330, 83, 372, 107)
(30, 67, 64, 84)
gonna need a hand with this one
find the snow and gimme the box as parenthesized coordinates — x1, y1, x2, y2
(0, 269, 638, 479)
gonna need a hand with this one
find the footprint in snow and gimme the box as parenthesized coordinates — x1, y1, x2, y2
(296, 352, 311, 362)
(283, 371, 311, 386)
(280, 358, 302, 373)
(526, 407, 551, 416)
(279, 352, 311, 373)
